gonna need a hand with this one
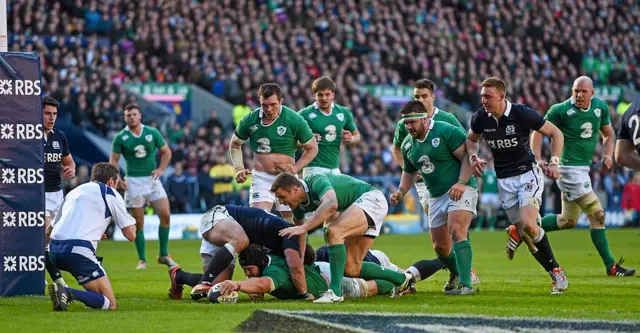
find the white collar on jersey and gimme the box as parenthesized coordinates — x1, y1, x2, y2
(417, 118, 435, 143)
(432, 107, 439, 116)
(125, 124, 145, 138)
(313, 102, 335, 115)
(488, 100, 512, 117)
(259, 105, 283, 118)
(569, 96, 593, 111)
(300, 180, 312, 208)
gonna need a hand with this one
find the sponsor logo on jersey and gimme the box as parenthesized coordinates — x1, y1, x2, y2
(594, 108, 601, 117)
(252, 192, 260, 199)
(486, 138, 518, 149)
(0, 123, 44, 140)
(52, 141, 60, 149)
(583, 182, 590, 188)
(0, 79, 42, 96)
(403, 141, 412, 150)
(505, 124, 516, 135)
(308, 113, 317, 120)
(122, 135, 129, 141)
(277, 126, 287, 136)
(145, 134, 153, 142)
(250, 124, 259, 132)
(336, 113, 344, 122)
(44, 152, 63, 163)
(431, 138, 440, 147)
(3, 255, 45, 272)
(484, 128, 496, 132)
(0, 168, 44, 184)
(567, 109, 576, 116)
(1, 211, 46, 228)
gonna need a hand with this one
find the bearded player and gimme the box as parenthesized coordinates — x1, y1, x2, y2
(110, 104, 176, 269)
(298, 76, 360, 178)
(229, 83, 317, 221)
(528, 76, 635, 277)
(390, 101, 478, 295)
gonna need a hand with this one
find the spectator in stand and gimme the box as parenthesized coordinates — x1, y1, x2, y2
(622, 172, 640, 227)
(165, 162, 191, 213)
(208, 156, 236, 206)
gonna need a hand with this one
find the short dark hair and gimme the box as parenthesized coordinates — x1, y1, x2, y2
(258, 83, 282, 100)
(43, 96, 59, 109)
(400, 100, 427, 115)
(90, 162, 120, 184)
(481, 77, 506, 94)
(270, 172, 302, 192)
(312, 76, 336, 94)
(414, 79, 435, 92)
(123, 104, 140, 113)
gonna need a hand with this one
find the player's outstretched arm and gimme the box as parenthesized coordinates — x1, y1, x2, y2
(280, 190, 338, 238)
(615, 139, 640, 170)
(599, 124, 615, 170)
(284, 248, 310, 299)
(220, 278, 271, 295)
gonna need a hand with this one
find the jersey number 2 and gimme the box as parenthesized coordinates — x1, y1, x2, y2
(629, 115, 640, 146)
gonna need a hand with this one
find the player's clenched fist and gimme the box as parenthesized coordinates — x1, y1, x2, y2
(389, 190, 404, 206)
(469, 154, 486, 176)
(235, 169, 252, 183)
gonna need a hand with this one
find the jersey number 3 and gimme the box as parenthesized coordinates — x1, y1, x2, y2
(134, 145, 147, 158)
(418, 155, 435, 174)
(580, 122, 593, 139)
(257, 138, 271, 153)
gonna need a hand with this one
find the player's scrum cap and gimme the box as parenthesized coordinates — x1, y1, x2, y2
(239, 244, 270, 271)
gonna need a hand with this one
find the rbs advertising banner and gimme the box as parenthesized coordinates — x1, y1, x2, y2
(0, 53, 45, 296)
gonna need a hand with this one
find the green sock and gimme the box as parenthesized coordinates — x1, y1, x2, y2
(158, 226, 170, 257)
(359, 262, 406, 286)
(438, 250, 459, 276)
(375, 279, 395, 295)
(453, 240, 473, 288)
(590, 228, 616, 270)
(135, 230, 146, 262)
(328, 244, 346, 297)
(475, 216, 485, 230)
(541, 214, 560, 232)
(488, 216, 497, 228)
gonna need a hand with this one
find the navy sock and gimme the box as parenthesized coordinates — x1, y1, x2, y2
(176, 269, 203, 287)
(199, 246, 234, 283)
(45, 251, 62, 281)
(65, 287, 109, 310)
(408, 259, 446, 281)
(532, 233, 559, 272)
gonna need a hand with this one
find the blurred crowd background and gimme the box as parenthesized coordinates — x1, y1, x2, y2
(7, 0, 640, 226)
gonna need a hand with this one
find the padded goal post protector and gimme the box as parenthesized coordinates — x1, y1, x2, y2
(0, 52, 46, 296)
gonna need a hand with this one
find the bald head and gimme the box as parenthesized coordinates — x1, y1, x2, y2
(572, 76, 594, 109)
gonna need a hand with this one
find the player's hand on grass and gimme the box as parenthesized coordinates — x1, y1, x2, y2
(151, 169, 164, 180)
(389, 191, 404, 205)
(62, 165, 75, 179)
(469, 155, 485, 176)
(235, 169, 252, 183)
(341, 130, 353, 144)
(448, 182, 466, 201)
(220, 280, 240, 295)
(602, 156, 613, 170)
(279, 225, 307, 238)
(276, 164, 298, 174)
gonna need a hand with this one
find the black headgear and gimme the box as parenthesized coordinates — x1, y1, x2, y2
(239, 244, 270, 272)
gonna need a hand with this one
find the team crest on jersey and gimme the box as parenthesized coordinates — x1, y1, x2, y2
(122, 135, 129, 141)
(277, 126, 287, 136)
(250, 124, 259, 132)
(505, 125, 516, 135)
(594, 108, 601, 117)
(336, 113, 344, 122)
(524, 183, 533, 192)
(52, 141, 60, 150)
(308, 113, 317, 120)
(431, 138, 440, 147)
(145, 134, 153, 142)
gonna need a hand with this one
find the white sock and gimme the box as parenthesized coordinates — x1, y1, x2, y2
(532, 228, 545, 243)
(101, 296, 111, 310)
(54, 278, 67, 287)
(224, 243, 238, 257)
(406, 266, 421, 282)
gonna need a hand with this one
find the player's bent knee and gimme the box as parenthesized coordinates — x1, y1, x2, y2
(589, 210, 605, 228)
(325, 225, 344, 244)
(433, 243, 451, 257)
(343, 261, 363, 277)
(231, 235, 250, 252)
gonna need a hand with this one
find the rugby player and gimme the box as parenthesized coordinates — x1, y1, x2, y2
(47, 163, 136, 311)
(42, 96, 75, 288)
(274, 173, 414, 303)
(390, 101, 478, 295)
(466, 77, 568, 294)
(169, 205, 309, 300)
(109, 104, 176, 269)
(229, 83, 317, 221)
(298, 76, 360, 178)
(615, 95, 640, 170)
(529, 76, 635, 277)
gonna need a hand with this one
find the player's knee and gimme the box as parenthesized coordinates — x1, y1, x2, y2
(325, 224, 343, 244)
(522, 223, 539, 239)
(433, 243, 451, 257)
(449, 229, 466, 243)
(343, 261, 362, 278)
(231, 234, 249, 252)
(589, 210, 605, 228)
(558, 214, 577, 229)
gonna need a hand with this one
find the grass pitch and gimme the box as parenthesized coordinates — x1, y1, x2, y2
(1, 229, 639, 332)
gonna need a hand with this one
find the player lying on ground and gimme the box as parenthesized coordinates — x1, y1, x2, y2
(274, 172, 414, 303)
(171, 204, 309, 300)
(217, 244, 402, 301)
(391, 101, 478, 295)
(316, 245, 446, 289)
(466, 77, 568, 294)
(518, 76, 636, 277)
(47, 163, 136, 311)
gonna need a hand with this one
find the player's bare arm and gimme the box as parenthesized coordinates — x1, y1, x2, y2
(280, 190, 338, 237)
(391, 144, 404, 167)
(61, 153, 76, 179)
(390, 172, 417, 205)
(284, 138, 317, 174)
(466, 131, 485, 176)
(284, 248, 311, 299)
(600, 124, 615, 170)
(108, 152, 126, 190)
(615, 139, 640, 170)
(293, 217, 307, 261)
(152, 145, 172, 180)
(220, 278, 272, 295)
(450, 144, 472, 201)
(229, 133, 251, 183)
(536, 121, 564, 180)
(342, 129, 361, 145)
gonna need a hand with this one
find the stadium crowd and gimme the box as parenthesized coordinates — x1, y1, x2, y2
(7, 0, 639, 220)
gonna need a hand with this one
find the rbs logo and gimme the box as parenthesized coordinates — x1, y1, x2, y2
(486, 138, 518, 149)
(0, 79, 42, 96)
(3, 256, 45, 272)
(2, 211, 46, 228)
(0, 124, 44, 140)
(0, 168, 44, 184)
